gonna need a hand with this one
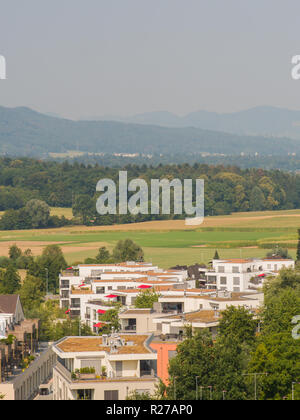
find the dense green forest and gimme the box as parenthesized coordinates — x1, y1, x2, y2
(0, 157, 300, 229)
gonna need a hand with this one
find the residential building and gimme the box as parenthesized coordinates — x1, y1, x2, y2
(0, 344, 56, 400)
(205, 258, 295, 292)
(59, 262, 189, 325)
(119, 309, 161, 334)
(52, 333, 158, 400)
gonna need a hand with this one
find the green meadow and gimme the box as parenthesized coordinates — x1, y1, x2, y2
(0, 208, 299, 268)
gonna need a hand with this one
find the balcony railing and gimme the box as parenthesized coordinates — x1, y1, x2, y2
(123, 325, 137, 331)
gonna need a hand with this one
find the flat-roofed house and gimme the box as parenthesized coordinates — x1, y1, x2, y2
(52, 334, 158, 400)
(205, 258, 295, 292)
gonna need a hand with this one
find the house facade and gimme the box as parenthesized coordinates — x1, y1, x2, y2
(52, 333, 158, 400)
(205, 258, 295, 292)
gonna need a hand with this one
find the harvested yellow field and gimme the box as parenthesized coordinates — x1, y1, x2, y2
(50, 207, 73, 219)
(0, 241, 109, 257)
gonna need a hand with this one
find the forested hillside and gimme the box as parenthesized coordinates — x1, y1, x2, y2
(1, 106, 300, 157)
(0, 158, 299, 229)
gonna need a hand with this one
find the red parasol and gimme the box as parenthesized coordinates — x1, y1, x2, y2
(97, 309, 106, 314)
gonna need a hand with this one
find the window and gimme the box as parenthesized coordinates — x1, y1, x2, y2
(233, 287, 240, 292)
(71, 298, 80, 308)
(232, 266, 239, 273)
(233, 277, 240, 286)
(220, 277, 227, 285)
(116, 361, 123, 378)
(104, 390, 119, 400)
(140, 360, 154, 377)
(125, 319, 136, 331)
(76, 389, 94, 400)
(218, 266, 225, 273)
(96, 287, 105, 294)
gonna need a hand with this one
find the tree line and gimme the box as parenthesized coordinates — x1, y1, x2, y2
(0, 158, 300, 229)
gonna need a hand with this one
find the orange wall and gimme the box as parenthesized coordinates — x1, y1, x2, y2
(150, 342, 178, 385)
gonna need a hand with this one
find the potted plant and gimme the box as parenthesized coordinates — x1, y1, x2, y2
(101, 366, 107, 379)
(79, 367, 96, 379)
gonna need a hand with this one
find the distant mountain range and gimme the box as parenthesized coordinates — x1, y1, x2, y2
(87, 106, 300, 140)
(1, 105, 300, 158)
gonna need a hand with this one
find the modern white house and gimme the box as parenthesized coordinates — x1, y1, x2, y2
(52, 333, 158, 400)
(59, 262, 189, 326)
(152, 310, 221, 338)
(205, 258, 295, 292)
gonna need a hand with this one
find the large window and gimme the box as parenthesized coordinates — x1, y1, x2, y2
(76, 389, 94, 400)
(125, 319, 137, 331)
(140, 360, 156, 377)
(207, 276, 217, 284)
(71, 298, 80, 308)
(232, 266, 240, 273)
(218, 266, 225, 273)
(116, 361, 123, 378)
(220, 277, 227, 285)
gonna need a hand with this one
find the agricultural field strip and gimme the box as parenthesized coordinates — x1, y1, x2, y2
(0, 229, 294, 248)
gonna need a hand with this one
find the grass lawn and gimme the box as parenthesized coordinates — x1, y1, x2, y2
(0, 209, 299, 267)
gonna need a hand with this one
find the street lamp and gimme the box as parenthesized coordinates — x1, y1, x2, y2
(243, 372, 268, 400)
(45, 268, 49, 295)
(196, 376, 200, 400)
(196, 385, 212, 401)
(173, 377, 176, 400)
(292, 382, 300, 401)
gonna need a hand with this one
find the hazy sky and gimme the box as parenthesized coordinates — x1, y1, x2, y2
(0, 0, 300, 119)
